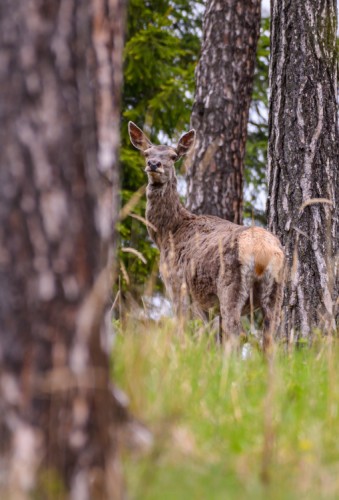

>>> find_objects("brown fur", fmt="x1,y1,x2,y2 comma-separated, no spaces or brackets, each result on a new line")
128,122,285,350
238,227,284,282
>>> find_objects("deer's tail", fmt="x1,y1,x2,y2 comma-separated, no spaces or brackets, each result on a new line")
238,227,284,282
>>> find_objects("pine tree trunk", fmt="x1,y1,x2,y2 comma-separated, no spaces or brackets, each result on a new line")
186,0,261,224
267,0,339,339
0,0,126,497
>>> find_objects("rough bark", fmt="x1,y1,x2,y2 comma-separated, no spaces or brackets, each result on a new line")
0,0,126,497
186,0,261,224
267,0,339,338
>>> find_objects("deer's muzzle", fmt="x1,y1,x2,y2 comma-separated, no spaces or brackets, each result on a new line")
147,160,162,172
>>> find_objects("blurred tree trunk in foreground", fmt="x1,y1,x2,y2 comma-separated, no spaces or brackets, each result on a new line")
0,0,126,497
186,0,261,224
267,0,339,339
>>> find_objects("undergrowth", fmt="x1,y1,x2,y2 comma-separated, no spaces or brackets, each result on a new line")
114,317,339,500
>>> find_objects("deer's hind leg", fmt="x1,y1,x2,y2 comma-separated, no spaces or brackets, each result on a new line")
259,272,283,352
218,265,253,349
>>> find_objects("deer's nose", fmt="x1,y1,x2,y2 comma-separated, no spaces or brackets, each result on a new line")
147,160,162,172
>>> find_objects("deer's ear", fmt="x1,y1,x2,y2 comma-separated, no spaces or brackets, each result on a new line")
128,122,152,151
176,130,196,158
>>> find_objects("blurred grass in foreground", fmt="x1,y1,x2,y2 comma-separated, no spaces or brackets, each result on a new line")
114,318,339,500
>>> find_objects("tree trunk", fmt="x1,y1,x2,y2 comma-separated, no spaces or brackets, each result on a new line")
186,0,261,224
267,0,339,339
0,0,126,497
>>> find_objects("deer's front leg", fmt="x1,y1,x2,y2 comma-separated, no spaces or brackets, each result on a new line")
171,281,191,323
160,260,190,321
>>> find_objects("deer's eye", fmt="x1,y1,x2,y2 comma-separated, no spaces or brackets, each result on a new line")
171,154,178,161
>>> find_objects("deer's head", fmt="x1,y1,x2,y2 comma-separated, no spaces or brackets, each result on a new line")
128,122,195,185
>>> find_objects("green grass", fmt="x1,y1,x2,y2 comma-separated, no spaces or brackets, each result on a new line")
114,318,339,499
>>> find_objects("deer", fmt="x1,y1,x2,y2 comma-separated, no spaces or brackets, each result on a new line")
128,121,285,351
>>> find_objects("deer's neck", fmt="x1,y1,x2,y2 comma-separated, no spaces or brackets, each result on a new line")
146,178,193,247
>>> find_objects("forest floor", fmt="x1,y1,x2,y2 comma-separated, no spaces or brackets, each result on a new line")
114,317,339,500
